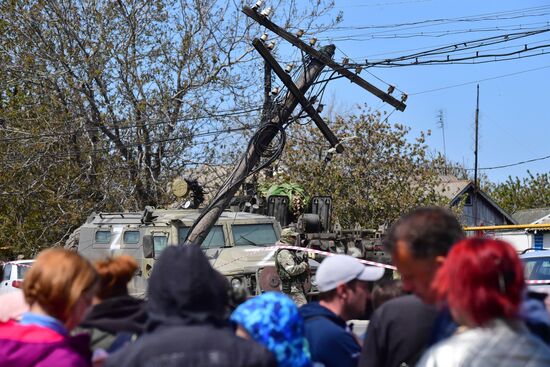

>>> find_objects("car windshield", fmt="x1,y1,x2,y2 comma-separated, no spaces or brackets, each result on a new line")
178,226,225,249
523,257,550,280
232,224,278,246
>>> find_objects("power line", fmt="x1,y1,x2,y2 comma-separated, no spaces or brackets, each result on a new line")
435,154,550,171
360,43,550,67
347,28,550,67
468,154,550,171
0,125,257,165
410,64,550,95
334,0,431,9
322,22,550,42
358,37,550,60
0,107,262,143
329,5,550,32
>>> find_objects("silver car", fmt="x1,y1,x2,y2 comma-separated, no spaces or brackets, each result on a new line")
520,250,550,296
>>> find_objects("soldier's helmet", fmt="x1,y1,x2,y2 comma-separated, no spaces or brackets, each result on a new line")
280,228,299,245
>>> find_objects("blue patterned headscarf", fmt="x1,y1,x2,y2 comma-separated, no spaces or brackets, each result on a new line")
230,292,312,367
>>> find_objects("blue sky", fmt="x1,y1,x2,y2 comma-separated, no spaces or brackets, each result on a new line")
288,0,550,184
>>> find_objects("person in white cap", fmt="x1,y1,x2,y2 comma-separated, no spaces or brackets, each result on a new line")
300,254,384,367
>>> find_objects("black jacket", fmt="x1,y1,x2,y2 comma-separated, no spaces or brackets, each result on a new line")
359,295,437,367
79,295,147,351
105,245,276,367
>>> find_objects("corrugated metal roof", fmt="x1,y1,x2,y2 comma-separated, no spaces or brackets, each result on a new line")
513,208,550,224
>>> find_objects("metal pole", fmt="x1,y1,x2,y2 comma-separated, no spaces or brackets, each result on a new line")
262,61,274,178
261,61,272,124
465,223,550,231
473,84,479,226
184,46,335,246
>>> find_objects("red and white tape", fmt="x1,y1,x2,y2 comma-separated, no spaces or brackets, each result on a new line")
244,245,396,270
526,280,550,285
4,262,33,268
8,255,548,286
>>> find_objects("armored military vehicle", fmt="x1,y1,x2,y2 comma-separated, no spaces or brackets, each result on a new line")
66,207,314,297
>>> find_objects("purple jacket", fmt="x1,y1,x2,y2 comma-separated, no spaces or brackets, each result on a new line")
0,320,92,367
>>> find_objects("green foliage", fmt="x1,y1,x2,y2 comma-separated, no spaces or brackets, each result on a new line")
260,182,309,215
0,0,339,258
263,109,449,229
485,171,550,214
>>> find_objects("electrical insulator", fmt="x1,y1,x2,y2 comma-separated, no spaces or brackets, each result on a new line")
355,66,362,74
271,87,279,95
317,104,324,113
252,0,263,11
401,93,408,103
309,38,317,46
342,57,349,65
284,63,294,73
387,85,395,95
261,7,272,17
296,29,305,37
267,41,276,50
260,33,268,42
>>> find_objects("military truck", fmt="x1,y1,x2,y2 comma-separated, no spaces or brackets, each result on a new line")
240,193,391,266
66,207,317,297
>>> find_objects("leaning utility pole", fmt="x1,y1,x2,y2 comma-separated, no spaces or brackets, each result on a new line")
184,4,407,246
185,45,334,245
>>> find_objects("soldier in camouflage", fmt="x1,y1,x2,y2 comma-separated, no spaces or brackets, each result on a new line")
275,228,309,306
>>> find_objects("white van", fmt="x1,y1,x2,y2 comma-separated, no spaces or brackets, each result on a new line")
0,260,34,295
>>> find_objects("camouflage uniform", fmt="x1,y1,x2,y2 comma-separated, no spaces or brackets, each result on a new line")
275,229,309,306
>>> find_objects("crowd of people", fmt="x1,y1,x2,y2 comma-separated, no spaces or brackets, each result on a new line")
1,206,550,367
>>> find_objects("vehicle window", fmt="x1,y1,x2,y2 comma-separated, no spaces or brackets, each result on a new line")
153,236,168,259
523,258,550,280
524,260,536,279
123,231,140,244
2,264,11,281
232,224,278,246
17,264,31,279
95,230,112,244
178,226,225,249
178,227,190,245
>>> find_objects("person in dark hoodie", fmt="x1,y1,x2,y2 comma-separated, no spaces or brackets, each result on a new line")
105,245,277,367
79,255,147,353
300,255,384,367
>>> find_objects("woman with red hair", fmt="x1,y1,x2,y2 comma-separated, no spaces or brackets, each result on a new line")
0,248,98,366
79,255,146,353
417,237,550,367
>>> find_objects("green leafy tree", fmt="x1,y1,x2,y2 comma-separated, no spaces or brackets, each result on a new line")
264,109,448,229
485,171,550,214
0,0,339,257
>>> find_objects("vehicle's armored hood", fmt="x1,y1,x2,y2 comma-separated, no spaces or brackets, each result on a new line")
209,246,277,275
146,245,229,330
